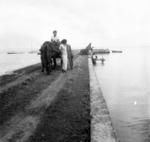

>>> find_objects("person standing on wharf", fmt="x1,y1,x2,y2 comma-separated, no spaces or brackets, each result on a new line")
67,44,73,70
59,39,68,72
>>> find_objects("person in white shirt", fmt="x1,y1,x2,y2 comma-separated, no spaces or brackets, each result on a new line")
51,30,59,43
59,39,68,72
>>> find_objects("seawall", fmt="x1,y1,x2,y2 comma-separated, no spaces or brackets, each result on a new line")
89,57,119,142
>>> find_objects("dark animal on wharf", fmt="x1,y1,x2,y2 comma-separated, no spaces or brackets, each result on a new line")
40,41,61,75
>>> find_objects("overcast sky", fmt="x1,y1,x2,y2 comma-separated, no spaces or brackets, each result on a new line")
0,0,150,51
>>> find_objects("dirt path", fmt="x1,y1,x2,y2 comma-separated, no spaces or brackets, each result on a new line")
28,56,90,142
0,55,90,142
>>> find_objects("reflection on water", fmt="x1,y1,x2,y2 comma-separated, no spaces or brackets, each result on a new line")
94,48,150,142
0,53,40,75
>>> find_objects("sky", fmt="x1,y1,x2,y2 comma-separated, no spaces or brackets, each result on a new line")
0,0,150,51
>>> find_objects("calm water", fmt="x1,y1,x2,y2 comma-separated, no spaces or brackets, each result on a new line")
0,53,40,75
94,48,150,142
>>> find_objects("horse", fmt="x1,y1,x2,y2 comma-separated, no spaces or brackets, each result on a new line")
50,41,62,68
40,41,61,75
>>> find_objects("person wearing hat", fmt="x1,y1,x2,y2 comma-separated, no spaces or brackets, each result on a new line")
59,39,68,72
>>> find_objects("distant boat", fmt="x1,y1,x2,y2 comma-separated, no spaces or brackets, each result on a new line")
93,48,110,54
7,52,24,54
112,50,123,53
7,52,17,54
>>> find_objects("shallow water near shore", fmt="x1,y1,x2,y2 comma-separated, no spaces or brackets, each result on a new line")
0,53,40,75
94,47,150,142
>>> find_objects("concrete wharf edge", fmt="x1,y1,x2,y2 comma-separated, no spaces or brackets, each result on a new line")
88,57,119,142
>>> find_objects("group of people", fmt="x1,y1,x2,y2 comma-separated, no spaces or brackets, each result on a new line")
51,30,73,72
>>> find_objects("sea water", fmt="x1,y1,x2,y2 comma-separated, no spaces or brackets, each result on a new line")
0,53,40,75
94,47,150,142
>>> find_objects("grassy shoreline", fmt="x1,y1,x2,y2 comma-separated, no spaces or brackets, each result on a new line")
0,55,118,142
0,55,91,142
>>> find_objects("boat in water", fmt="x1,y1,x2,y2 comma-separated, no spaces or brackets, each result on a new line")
112,50,123,53
93,48,110,54
7,52,17,54
7,52,24,54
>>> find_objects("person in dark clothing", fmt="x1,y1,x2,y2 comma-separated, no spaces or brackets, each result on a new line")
67,44,73,70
